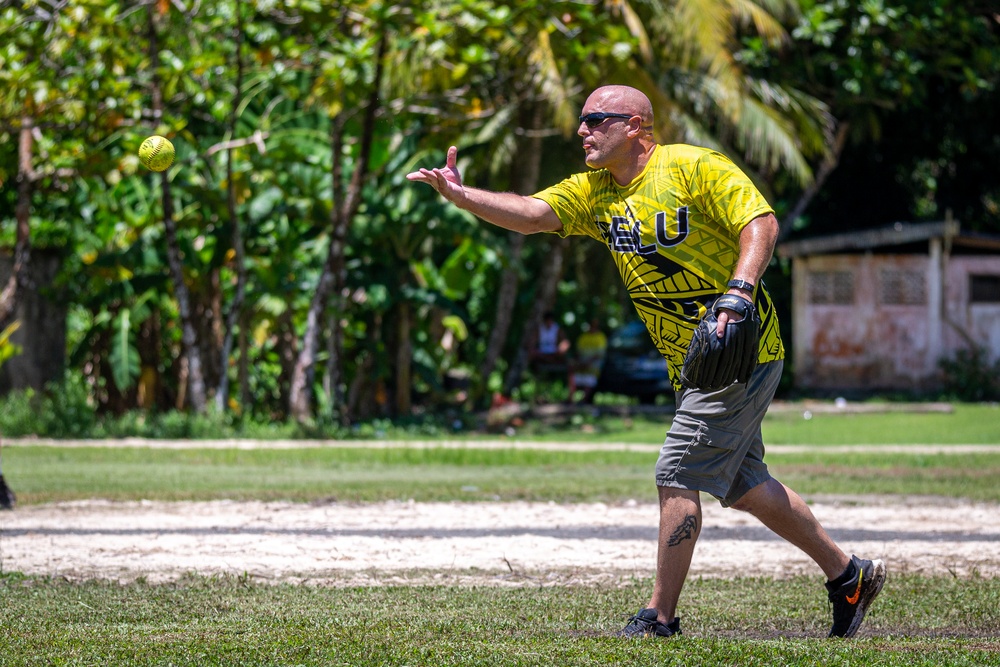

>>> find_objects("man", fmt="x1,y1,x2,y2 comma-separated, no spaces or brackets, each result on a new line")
407,85,885,638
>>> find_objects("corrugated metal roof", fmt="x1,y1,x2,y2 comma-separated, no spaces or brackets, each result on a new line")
777,220,965,258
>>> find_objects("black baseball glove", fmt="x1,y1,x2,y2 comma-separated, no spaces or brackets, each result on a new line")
679,294,761,391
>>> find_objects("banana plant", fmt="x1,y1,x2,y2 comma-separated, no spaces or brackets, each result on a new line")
109,309,140,394
108,291,155,394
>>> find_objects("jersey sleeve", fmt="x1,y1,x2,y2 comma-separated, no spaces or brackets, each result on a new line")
690,151,774,235
532,173,604,241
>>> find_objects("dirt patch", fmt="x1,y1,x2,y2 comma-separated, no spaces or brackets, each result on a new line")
2,496,997,586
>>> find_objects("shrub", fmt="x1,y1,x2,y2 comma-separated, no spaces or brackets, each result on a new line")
0,372,97,438
938,346,1000,402
0,387,41,437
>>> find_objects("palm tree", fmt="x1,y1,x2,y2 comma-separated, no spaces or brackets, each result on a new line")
604,0,831,187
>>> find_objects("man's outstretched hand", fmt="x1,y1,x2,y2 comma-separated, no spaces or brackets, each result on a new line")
405,144,563,235
406,145,464,203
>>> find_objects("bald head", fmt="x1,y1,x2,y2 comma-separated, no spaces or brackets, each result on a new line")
586,85,654,129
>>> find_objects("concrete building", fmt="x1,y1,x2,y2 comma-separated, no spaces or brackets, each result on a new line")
777,220,1000,392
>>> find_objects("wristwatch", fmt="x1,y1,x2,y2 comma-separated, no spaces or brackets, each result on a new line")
727,279,755,292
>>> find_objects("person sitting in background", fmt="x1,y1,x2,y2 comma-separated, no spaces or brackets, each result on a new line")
529,311,570,371
568,318,608,404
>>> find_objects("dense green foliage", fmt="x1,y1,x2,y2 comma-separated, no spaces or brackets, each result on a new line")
773,0,1000,233
1,1,997,425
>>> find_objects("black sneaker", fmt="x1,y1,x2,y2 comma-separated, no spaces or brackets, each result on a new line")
618,608,681,638
827,555,886,638
0,475,15,510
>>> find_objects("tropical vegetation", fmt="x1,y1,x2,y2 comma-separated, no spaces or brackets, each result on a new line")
1,0,997,428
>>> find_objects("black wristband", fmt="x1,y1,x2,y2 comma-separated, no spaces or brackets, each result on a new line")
727,279,755,292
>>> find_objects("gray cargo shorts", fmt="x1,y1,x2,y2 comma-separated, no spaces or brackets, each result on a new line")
655,360,783,507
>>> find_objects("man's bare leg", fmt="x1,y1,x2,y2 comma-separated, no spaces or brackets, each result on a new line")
647,486,702,622
730,477,849,579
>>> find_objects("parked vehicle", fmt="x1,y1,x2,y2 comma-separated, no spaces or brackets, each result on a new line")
597,320,674,404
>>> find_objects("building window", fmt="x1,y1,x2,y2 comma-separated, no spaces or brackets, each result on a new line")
879,269,926,305
808,271,854,305
970,274,1000,303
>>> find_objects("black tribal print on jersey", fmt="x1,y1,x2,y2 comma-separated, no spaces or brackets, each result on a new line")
534,144,784,389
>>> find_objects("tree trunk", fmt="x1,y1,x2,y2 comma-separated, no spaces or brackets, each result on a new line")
473,232,524,406
287,111,346,423
0,115,35,330
394,300,412,415
238,308,250,411
322,309,337,420
503,235,568,395
215,0,249,413
474,103,546,404
289,33,387,424
148,6,206,412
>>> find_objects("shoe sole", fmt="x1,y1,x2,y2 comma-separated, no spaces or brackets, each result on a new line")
843,559,886,638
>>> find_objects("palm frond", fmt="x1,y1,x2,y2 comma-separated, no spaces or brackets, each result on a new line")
733,95,813,186
726,0,794,46
605,0,654,62
749,78,834,157
526,27,580,135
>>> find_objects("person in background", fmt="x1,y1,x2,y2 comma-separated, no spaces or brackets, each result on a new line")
529,311,570,371
567,318,608,404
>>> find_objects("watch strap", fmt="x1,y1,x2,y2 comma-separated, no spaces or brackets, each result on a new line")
727,279,755,292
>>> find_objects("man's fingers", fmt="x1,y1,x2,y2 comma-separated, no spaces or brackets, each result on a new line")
715,308,746,338
715,312,728,338
407,148,460,196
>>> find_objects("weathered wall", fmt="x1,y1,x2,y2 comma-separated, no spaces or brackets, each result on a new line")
943,256,1000,360
791,250,1000,391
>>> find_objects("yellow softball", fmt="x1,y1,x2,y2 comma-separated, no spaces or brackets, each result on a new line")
138,135,175,172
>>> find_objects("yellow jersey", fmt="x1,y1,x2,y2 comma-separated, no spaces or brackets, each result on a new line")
533,144,784,389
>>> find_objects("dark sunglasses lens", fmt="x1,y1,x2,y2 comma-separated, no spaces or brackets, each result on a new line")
581,112,631,128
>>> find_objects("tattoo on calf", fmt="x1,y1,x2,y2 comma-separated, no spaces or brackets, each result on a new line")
666,514,698,547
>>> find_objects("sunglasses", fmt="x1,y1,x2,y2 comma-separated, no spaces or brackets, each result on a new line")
579,112,634,128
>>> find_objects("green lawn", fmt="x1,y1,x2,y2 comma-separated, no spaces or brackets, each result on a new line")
1,574,997,666
517,401,1000,445
1,403,998,666
5,439,1000,504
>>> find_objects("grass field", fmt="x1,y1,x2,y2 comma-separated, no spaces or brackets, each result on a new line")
2,403,999,666
6,443,1000,505
1,574,999,666
522,401,1000,445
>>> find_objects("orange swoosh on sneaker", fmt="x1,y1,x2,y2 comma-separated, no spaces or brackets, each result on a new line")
846,571,863,605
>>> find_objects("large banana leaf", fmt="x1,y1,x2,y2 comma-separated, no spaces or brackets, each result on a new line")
109,309,141,393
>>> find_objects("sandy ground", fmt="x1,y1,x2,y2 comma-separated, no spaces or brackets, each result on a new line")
2,495,997,586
